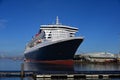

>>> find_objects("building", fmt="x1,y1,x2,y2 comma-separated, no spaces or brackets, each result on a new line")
77,52,116,62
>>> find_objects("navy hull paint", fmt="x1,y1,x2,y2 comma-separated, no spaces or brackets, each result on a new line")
25,38,83,61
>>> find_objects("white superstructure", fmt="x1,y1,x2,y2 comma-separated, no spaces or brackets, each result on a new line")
40,16,78,41
25,16,82,51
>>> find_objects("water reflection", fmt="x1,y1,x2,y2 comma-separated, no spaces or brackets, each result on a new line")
1,59,120,80
74,62,120,71
24,61,120,72
23,62,120,80
24,62,74,73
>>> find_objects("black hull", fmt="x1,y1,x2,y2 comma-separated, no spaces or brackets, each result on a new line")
24,38,83,61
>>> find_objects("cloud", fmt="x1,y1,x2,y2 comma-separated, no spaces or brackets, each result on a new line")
0,19,7,29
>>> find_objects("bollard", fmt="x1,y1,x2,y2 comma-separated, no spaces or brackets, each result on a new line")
21,63,24,78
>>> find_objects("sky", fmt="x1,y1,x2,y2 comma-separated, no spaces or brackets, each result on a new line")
0,0,120,56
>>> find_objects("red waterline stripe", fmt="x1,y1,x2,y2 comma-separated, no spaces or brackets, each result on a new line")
25,59,74,66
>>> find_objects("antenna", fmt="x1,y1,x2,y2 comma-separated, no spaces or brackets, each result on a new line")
56,16,59,25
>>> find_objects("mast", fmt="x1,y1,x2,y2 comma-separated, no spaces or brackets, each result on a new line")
56,16,59,25
56,16,60,38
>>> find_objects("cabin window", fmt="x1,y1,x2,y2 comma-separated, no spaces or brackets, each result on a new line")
48,35,51,38
70,33,74,37
48,32,52,38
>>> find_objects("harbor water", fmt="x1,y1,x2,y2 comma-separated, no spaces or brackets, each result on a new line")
0,59,120,80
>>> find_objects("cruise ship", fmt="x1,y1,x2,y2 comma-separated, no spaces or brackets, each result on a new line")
24,17,84,64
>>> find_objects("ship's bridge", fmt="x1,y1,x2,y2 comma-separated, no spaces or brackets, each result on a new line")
40,17,78,41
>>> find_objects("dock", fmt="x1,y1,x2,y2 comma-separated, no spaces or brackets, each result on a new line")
0,71,120,79
0,63,120,79
0,71,33,77
35,71,120,79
